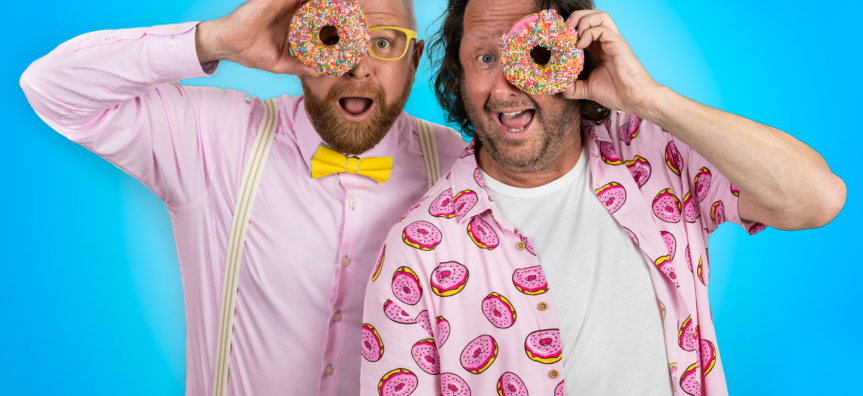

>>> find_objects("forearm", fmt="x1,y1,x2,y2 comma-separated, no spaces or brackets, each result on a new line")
641,87,846,229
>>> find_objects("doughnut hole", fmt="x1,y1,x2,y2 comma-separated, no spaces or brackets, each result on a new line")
530,45,552,67
319,25,340,46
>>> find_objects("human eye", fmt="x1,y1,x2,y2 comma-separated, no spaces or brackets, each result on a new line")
477,54,494,64
374,38,393,49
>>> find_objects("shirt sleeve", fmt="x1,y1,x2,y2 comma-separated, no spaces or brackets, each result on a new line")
676,136,768,236
19,22,246,207
360,238,442,396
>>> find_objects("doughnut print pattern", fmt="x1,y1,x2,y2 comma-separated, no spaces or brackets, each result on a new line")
361,111,763,396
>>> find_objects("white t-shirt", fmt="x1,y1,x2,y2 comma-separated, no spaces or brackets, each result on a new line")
482,148,673,396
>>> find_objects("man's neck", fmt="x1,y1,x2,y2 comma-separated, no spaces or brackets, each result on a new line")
477,137,583,189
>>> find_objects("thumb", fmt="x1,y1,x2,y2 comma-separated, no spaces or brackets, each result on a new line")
562,79,589,100
273,54,321,77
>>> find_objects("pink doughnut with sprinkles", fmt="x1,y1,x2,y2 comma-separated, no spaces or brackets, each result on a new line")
288,0,370,77
500,9,584,95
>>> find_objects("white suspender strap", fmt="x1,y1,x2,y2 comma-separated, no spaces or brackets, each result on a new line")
417,118,441,190
212,98,280,396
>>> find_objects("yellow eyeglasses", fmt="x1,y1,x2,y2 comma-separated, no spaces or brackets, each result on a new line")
368,26,418,61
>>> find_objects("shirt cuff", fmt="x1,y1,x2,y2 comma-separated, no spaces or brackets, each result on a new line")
148,22,219,82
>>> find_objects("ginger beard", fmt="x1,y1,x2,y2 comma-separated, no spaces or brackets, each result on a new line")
463,83,582,174
302,71,413,156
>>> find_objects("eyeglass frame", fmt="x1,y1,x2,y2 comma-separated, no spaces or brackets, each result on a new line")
367,26,418,61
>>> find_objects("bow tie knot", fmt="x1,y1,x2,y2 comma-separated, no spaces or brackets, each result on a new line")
310,145,393,183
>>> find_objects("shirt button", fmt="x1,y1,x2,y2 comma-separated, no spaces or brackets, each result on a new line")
341,257,351,267
333,312,343,322
167,41,177,50
349,198,358,208
169,26,179,32
538,302,548,311
516,241,526,250
549,369,559,379
325,366,335,375
106,35,115,40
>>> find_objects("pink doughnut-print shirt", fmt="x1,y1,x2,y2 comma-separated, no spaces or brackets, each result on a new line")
360,112,765,396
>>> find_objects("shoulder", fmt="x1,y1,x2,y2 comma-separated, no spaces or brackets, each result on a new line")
406,114,469,158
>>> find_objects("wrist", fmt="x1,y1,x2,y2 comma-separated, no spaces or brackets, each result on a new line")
195,20,230,64
631,84,676,126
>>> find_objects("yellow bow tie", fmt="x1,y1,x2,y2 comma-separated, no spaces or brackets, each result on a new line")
310,145,393,183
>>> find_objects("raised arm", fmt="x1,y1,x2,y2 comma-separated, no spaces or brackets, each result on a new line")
20,0,318,206
563,10,846,230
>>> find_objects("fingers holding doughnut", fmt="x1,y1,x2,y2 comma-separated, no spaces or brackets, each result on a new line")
576,25,625,52
568,10,621,38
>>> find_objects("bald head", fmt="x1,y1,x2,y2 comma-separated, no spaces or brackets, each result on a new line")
359,0,417,31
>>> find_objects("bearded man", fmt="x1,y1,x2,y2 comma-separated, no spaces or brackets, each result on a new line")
360,0,845,395
20,0,466,394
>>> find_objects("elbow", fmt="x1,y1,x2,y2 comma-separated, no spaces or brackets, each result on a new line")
19,61,45,106
809,174,847,228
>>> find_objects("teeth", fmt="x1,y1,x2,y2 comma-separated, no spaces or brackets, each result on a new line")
507,127,525,132
503,110,525,117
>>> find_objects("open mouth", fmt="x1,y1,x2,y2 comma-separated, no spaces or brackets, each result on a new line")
494,109,536,134
338,96,376,120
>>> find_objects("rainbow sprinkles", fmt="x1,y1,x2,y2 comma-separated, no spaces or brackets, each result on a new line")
500,9,585,95
288,0,371,77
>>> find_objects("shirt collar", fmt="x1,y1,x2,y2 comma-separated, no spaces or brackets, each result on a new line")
447,141,515,232
295,97,402,170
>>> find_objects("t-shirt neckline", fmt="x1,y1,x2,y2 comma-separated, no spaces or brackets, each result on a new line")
481,146,587,199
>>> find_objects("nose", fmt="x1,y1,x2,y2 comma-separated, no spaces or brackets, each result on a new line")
490,67,523,103
347,53,373,80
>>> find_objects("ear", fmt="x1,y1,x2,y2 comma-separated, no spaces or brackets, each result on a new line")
412,39,425,70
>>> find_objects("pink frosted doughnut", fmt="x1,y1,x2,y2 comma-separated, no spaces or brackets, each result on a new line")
694,167,712,202
453,190,478,219
619,114,641,145
288,0,370,77
665,141,683,176
596,182,626,214
678,316,698,351
625,155,651,188
392,266,423,305
383,299,416,324
360,323,384,362
441,373,470,396
653,188,682,223
482,292,517,329
467,216,498,250
430,189,456,219
555,380,565,396
402,221,443,251
512,266,549,295
679,364,701,396
497,372,528,396
411,338,441,374
683,191,699,223
378,368,418,396
700,339,717,375
655,255,678,286
436,316,451,347
416,310,433,338
460,335,498,374
524,329,562,364
500,9,584,95
600,141,622,165
661,231,676,260
473,168,485,189
710,201,726,225
431,261,470,297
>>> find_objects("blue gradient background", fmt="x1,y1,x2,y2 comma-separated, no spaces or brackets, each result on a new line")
2,0,858,394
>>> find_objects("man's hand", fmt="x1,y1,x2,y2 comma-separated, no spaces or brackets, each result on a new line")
195,0,321,76
561,10,659,116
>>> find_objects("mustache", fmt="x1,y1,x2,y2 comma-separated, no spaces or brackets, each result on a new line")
326,82,385,102
484,98,538,113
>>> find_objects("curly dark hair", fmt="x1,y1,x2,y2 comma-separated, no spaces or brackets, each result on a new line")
428,0,611,138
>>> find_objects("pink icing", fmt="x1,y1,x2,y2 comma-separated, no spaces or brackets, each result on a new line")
497,372,528,396
411,339,441,374
436,316,451,347
625,155,651,188
430,189,456,218
619,114,641,145
467,216,499,250
431,261,470,297
441,373,471,396
653,189,682,223
482,293,517,329
661,231,676,259
694,167,712,202
460,335,498,374
392,266,423,305
512,266,549,295
403,220,443,250
383,299,416,324
596,182,626,214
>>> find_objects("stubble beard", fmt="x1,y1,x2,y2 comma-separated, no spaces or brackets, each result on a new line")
302,70,414,155
462,80,582,174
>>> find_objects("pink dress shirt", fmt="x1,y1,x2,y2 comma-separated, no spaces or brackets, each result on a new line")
20,22,467,396
360,113,766,396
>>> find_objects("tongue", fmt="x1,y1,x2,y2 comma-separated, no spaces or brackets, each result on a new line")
341,97,373,115
500,110,534,131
